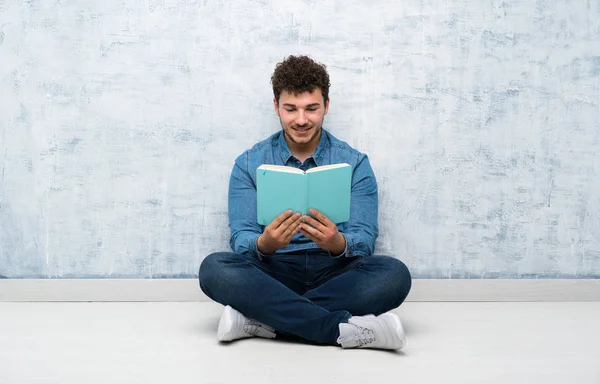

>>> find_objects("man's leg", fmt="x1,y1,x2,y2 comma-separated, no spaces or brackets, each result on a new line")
199,252,352,345
300,255,411,349
303,255,412,316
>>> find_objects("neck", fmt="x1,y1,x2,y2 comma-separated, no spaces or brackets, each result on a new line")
285,129,322,163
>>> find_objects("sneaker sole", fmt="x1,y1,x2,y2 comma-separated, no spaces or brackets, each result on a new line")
380,313,406,350
217,305,235,341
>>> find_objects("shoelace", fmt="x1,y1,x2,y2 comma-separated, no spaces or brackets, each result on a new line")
354,325,376,347
243,319,265,336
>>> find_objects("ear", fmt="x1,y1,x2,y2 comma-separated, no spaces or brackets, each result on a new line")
274,98,280,117
324,98,330,115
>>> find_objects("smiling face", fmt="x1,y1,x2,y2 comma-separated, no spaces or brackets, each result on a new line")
274,89,330,157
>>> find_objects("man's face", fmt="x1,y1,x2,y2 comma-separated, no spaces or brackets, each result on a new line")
274,89,329,148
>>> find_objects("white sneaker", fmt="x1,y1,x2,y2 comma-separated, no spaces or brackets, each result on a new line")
337,312,406,350
217,305,276,341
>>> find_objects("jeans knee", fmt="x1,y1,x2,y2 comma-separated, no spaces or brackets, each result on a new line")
393,259,412,303
198,252,230,295
375,256,412,308
199,252,221,280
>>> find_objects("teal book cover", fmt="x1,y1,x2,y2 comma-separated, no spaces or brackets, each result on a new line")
256,163,352,226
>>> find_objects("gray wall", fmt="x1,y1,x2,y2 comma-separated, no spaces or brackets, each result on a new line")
1,0,599,278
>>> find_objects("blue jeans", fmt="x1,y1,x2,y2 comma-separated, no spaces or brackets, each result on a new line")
199,250,412,345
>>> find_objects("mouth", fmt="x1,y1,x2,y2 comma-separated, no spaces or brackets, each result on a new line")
293,127,312,135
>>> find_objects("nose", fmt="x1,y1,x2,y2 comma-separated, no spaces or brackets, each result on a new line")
296,110,308,126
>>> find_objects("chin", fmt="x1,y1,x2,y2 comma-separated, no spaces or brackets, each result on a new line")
296,134,317,143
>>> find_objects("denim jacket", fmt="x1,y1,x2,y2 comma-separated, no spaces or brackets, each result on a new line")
228,128,379,259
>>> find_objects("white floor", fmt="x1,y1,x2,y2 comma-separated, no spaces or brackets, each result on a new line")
1,302,599,384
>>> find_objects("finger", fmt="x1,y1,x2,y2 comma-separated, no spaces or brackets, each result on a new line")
271,210,294,228
308,209,333,226
282,217,302,239
284,222,302,242
300,223,322,241
300,227,319,244
302,214,327,232
278,212,301,231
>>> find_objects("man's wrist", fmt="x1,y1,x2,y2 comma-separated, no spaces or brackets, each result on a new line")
257,234,274,255
329,232,347,256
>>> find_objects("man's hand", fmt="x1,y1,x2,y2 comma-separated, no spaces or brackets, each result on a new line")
299,209,346,255
257,210,303,255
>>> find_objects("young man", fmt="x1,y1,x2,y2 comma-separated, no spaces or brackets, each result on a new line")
199,55,412,350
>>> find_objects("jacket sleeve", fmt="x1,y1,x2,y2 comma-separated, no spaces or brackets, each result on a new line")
227,152,265,259
335,153,379,258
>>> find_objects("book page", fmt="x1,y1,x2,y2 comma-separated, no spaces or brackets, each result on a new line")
256,166,306,225
305,164,351,224
258,164,304,174
305,163,350,173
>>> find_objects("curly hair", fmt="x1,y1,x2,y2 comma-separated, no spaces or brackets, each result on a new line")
271,55,331,104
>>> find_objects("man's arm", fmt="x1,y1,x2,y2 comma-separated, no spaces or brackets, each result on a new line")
228,153,263,257
336,154,379,257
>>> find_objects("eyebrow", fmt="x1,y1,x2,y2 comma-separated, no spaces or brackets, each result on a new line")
282,103,321,108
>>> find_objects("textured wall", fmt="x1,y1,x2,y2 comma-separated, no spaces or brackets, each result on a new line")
0,0,599,278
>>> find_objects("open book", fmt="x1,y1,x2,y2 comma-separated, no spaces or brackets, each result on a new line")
256,163,351,226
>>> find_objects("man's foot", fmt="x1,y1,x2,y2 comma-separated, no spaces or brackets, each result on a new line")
337,312,405,350
217,305,276,341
